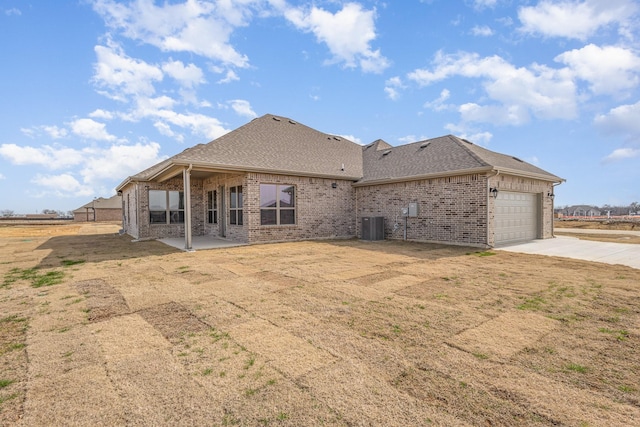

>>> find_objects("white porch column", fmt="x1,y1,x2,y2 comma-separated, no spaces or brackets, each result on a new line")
183,165,193,250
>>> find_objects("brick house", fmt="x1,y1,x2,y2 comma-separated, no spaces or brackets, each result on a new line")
116,114,563,249
73,195,122,222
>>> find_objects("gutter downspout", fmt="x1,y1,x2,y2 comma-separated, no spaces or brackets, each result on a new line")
184,164,193,251
551,182,562,237
487,170,500,247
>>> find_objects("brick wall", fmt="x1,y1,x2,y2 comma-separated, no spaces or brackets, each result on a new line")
357,174,489,246
245,173,356,243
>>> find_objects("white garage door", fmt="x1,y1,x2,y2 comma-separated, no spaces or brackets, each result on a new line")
494,192,538,245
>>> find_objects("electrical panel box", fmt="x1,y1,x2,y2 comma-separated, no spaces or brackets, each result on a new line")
408,202,419,217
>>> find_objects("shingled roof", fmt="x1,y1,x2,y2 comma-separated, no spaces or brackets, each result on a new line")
117,114,562,190
356,135,562,185
120,114,363,186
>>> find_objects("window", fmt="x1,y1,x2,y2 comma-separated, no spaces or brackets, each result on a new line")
207,190,217,224
260,184,295,225
229,186,243,225
149,190,184,224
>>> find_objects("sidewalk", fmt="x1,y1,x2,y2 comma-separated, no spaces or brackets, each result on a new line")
499,235,640,270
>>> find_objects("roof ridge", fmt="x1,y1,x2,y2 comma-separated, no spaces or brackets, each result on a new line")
447,135,490,167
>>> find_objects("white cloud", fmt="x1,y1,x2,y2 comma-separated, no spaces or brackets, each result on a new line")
0,144,84,169
473,0,498,8
284,3,389,73
154,121,184,143
20,125,68,139
31,173,94,197
470,25,494,36
228,100,257,118
595,101,640,163
217,69,239,84
384,76,405,100
89,109,114,120
0,173,5,180
69,118,118,141
79,142,166,184
92,0,251,67
42,125,68,139
408,51,577,125
424,89,453,112
603,148,640,162
555,44,640,96
444,123,493,145
594,101,640,137
151,109,229,140
162,60,205,87
518,0,638,41
338,134,362,145
5,8,21,16
3,140,167,197
93,41,163,100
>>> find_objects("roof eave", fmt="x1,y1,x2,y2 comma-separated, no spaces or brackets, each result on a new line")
149,160,363,182
353,166,494,187
493,167,565,183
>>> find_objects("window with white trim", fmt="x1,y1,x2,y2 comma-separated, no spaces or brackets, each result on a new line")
260,184,295,225
149,190,184,224
229,186,243,225
207,190,217,224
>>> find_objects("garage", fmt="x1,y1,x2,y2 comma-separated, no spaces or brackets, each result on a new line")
494,191,539,245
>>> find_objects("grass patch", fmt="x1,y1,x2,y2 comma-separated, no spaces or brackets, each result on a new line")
0,379,14,388
0,393,19,405
467,251,496,257
244,355,256,370
566,363,588,374
3,267,65,288
598,328,629,341
472,352,489,360
517,296,545,311
61,259,85,267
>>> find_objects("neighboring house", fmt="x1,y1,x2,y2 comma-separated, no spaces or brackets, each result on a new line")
73,195,122,222
116,114,563,249
563,205,601,217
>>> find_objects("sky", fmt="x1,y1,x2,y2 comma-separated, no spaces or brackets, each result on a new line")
1,0,639,214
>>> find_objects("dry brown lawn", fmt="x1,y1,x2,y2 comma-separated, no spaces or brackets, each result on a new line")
554,220,640,244
1,223,639,426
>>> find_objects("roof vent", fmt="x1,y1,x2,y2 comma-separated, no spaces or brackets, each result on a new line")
289,120,296,124
462,138,473,144
272,116,281,121
512,156,523,162
382,150,392,156
420,142,430,149
333,136,341,141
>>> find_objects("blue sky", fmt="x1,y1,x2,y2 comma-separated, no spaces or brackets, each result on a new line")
1,0,639,214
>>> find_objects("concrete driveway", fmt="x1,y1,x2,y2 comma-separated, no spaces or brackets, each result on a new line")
499,235,640,270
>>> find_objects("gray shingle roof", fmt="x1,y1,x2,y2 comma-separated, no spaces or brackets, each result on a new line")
357,135,562,185
129,114,363,181
73,195,121,212
118,114,562,190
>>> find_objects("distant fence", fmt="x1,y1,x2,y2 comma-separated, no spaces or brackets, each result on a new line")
556,215,640,222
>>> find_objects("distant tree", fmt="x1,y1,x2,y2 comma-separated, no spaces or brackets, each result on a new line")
1,209,14,217
41,209,58,215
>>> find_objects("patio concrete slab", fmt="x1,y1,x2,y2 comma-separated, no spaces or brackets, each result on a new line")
499,235,640,270
158,236,245,251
